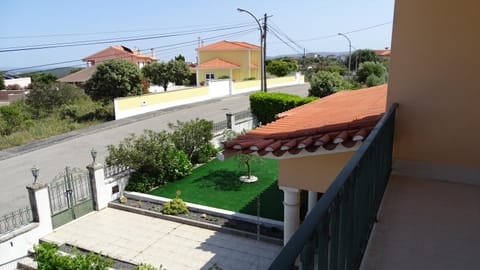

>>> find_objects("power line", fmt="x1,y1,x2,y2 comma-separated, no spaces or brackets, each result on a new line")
269,21,305,52
0,20,252,39
4,28,258,73
267,26,303,55
296,21,392,43
0,23,256,53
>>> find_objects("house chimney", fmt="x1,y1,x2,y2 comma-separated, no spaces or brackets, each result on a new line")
151,48,156,59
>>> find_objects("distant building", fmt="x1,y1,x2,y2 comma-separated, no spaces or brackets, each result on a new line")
83,46,157,68
195,40,260,86
374,47,391,60
58,45,156,83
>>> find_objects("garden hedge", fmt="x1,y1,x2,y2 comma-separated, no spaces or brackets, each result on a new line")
249,92,317,124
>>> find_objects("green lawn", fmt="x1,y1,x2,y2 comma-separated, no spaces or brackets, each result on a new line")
149,157,284,221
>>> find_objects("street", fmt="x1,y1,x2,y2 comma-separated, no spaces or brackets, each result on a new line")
0,84,309,216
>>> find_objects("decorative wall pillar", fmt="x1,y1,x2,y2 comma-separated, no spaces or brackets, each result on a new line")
280,186,300,246
226,113,235,129
87,163,108,211
26,183,52,234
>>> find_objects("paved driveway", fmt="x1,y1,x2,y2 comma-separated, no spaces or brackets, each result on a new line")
42,208,282,270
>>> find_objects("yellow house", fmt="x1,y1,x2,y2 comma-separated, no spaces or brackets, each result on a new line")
195,40,260,86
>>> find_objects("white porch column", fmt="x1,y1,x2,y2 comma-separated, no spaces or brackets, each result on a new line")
280,186,300,246
307,191,318,214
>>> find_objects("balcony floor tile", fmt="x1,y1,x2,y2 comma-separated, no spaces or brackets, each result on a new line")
361,175,480,270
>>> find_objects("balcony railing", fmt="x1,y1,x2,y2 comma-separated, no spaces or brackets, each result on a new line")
269,103,398,270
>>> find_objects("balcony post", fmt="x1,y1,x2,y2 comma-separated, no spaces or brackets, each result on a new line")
280,186,300,246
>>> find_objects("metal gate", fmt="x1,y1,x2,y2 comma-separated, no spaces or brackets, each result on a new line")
48,167,94,228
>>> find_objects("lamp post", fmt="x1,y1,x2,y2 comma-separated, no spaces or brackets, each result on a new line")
237,8,265,92
90,148,97,164
31,165,39,184
338,33,352,74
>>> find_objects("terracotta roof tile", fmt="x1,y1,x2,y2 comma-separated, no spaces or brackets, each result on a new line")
83,45,156,63
57,66,96,83
196,58,241,69
197,40,260,51
374,49,391,56
222,84,387,158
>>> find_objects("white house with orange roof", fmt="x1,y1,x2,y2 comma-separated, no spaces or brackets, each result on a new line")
195,40,261,86
58,45,156,83
83,45,157,68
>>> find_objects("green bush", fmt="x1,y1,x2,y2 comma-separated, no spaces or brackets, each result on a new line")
162,198,188,215
136,263,166,270
106,130,192,188
243,77,256,81
163,148,193,181
250,92,317,124
355,61,387,85
192,143,217,164
34,242,112,270
169,119,214,164
308,71,345,98
0,101,30,135
126,172,157,193
218,75,230,79
26,83,86,116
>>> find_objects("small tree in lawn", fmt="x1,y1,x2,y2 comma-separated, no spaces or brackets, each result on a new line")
235,153,263,182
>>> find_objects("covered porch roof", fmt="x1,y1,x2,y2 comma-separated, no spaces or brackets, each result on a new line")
222,84,387,159
196,58,241,69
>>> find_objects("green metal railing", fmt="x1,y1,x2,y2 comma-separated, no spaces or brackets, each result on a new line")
269,103,398,270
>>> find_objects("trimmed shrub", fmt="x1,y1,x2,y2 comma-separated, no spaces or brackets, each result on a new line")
125,171,157,193
162,198,188,215
250,92,317,124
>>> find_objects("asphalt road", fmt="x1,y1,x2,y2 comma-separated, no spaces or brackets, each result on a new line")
0,84,309,216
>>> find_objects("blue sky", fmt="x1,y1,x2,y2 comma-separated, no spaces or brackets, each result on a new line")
1,0,395,71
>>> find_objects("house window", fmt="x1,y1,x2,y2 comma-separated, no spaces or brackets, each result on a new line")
205,73,215,80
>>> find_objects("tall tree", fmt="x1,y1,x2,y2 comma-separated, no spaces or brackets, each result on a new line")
143,60,191,91
174,54,186,62
169,60,191,85
142,62,170,91
350,49,380,71
85,59,142,103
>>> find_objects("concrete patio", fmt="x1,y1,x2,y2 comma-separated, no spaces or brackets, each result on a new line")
42,207,281,270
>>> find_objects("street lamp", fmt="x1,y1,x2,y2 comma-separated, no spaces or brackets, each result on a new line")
237,8,266,92
338,33,352,74
31,165,39,184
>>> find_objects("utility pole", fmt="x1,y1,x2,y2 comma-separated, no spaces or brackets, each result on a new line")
263,13,268,92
